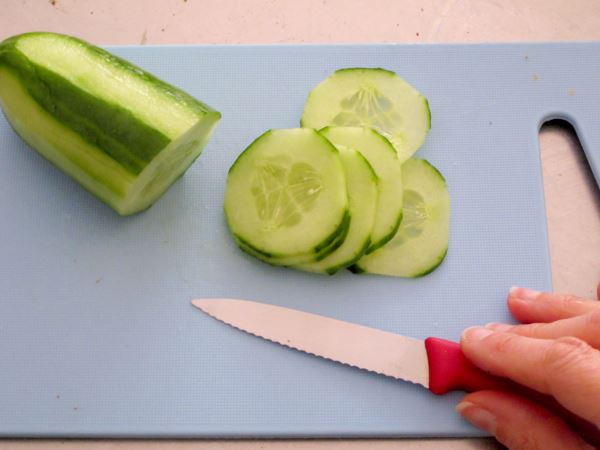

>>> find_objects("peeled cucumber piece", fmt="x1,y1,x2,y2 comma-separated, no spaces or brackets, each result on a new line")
301,68,430,162
320,126,403,253
352,158,450,277
0,32,221,215
224,128,349,262
295,146,378,274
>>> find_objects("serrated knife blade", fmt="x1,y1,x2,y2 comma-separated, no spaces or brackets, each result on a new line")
192,297,430,387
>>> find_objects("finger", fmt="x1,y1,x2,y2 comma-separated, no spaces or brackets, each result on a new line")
597,283,600,301
486,309,600,350
508,286,600,324
456,390,594,450
461,328,600,426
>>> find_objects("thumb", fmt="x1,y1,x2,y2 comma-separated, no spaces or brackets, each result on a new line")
457,390,594,450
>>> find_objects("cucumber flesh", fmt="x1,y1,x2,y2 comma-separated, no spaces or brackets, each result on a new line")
235,210,350,266
224,128,349,260
296,147,377,274
301,68,430,162
0,32,220,215
352,158,449,277
319,126,403,253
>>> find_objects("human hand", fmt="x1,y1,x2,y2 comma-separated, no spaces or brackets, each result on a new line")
456,284,600,450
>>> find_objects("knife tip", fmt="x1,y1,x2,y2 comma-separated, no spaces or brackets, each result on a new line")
191,298,208,310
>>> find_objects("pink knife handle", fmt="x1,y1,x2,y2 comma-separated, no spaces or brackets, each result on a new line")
424,337,510,394
424,337,600,445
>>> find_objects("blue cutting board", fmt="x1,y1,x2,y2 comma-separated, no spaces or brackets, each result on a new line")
1,42,599,438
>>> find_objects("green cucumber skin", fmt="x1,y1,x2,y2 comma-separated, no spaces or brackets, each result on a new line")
233,209,351,265
323,236,371,275
412,247,448,278
366,209,403,253
424,97,432,132
0,32,220,175
313,209,351,256
0,33,216,118
334,67,395,76
1,59,168,175
226,128,340,178
350,247,447,277
346,263,365,274
420,158,446,183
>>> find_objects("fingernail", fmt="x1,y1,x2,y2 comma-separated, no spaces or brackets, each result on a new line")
485,322,513,331
456,401,497,434
462,326,494,341
509,286,541,300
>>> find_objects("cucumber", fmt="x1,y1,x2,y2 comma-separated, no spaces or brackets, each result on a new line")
351,158,449,277
319,126,403,253
301,68,430,162
295,146,378,274
235,211,350,266
0,32,220,215
224,128,349,260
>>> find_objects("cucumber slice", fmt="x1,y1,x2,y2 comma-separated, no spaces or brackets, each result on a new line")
319,126,402,253
0,32,220,215
301,68,430,162
235,210,350,266
295,146,378,274
351,158,449,277
224,128,349,260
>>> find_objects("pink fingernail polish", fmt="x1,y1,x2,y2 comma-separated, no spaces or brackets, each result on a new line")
456,402,497,434
462,326,494,341
510,286,541,300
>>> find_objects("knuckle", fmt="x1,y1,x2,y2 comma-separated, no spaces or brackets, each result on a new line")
585,309,600,327
499,430,548,450
542,337,594,376
554,294,583,311
488,332,518,355
517,322,545,337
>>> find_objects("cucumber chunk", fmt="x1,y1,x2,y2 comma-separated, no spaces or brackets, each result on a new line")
301,68,430,162
0,32,220,215
351,158,449,277
224,128,349,260
319,126,403,253
295,146,378,274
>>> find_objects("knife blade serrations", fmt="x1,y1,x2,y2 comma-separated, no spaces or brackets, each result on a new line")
192,298,430,388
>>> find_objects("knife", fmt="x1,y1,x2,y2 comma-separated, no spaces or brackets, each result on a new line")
191,298,511,394
191,298,598,442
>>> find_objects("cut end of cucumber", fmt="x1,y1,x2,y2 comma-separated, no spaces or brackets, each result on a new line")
120,112,221,215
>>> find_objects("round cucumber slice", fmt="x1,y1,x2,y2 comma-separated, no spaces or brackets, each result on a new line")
301,68,430,162
295,146,378,274
224,128,349,260
319,126,402,253
351,158,449,278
